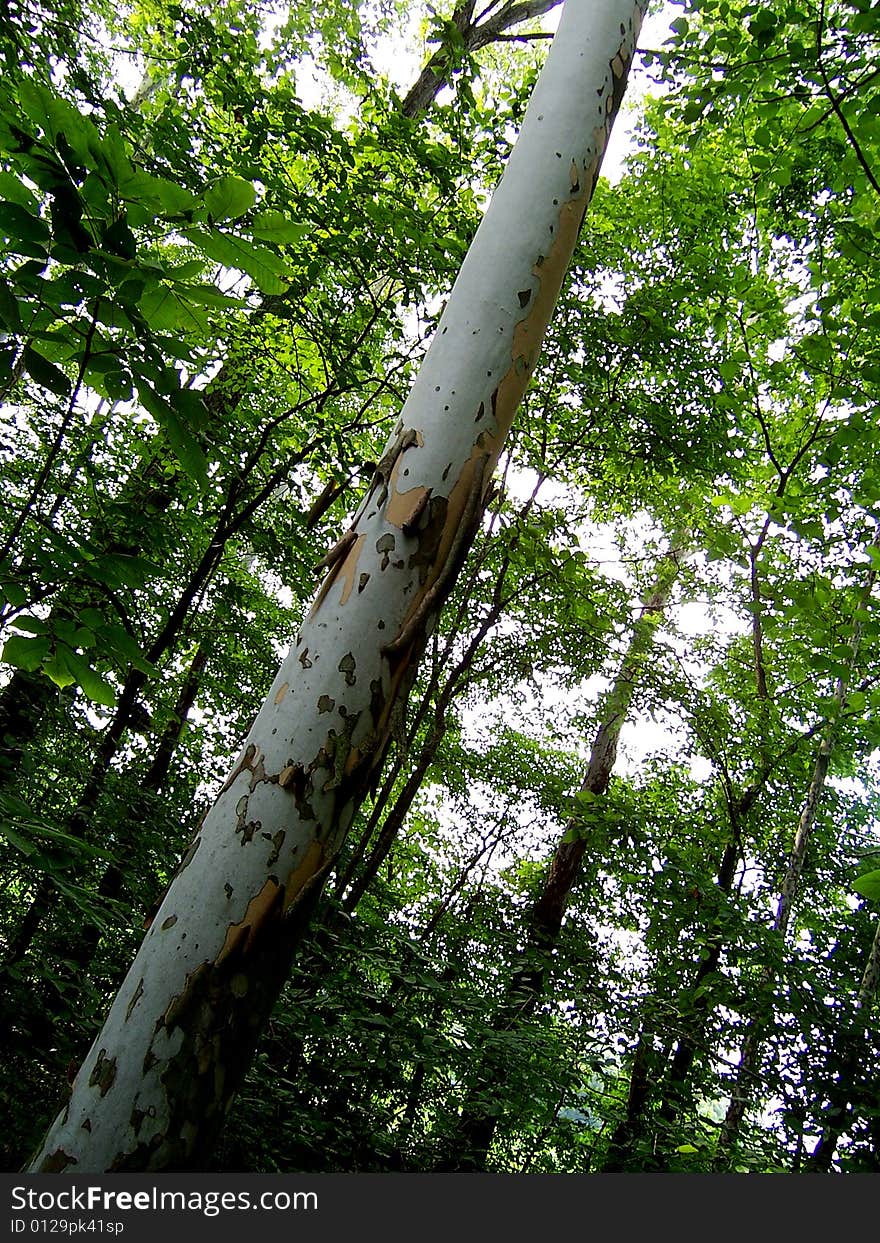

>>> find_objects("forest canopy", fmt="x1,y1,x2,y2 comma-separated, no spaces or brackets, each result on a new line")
1,0,880,1174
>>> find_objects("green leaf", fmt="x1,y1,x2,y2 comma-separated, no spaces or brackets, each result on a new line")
1,633,51,672
184,227,289,294
0,199,51,252
0,170,39,210
140,284,211,334
96,622,158,677
13,615,49,635
17,77,100,164
102,215,137,260
117,170,198,221
22,345,71,396
54,645,116,706
853,869,880,902
251,210,311,245
136,381,209,487
176,284,245,310
42,653,76,689
204,175,256,221
87,552,161,590
0,579,27,610
0,273,22,332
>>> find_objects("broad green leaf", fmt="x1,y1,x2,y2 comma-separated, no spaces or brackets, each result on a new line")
0,579,27,609
54,645,116,706
0,171,39,210
17,77,101,165
140,284,211,334
1,633,51,671
12,615,49,635
136,381,209,487
177,284,246,310
0,199,51,252
42,653,76,689
117,170,198,220
97,622,158,677
251,210,311,245
102,215,137,260
22,345,71,396
0,273,22,332
853,869,880,902
184,227,289,294
204,175,256,221
87,552,161,590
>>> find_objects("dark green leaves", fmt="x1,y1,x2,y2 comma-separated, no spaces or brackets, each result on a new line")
22,345,71,396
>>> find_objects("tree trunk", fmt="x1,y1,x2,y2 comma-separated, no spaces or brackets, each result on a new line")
438,543,681,1171
805,917,880,1170
402,1,563,118
57,643,210,980
600,1031,658,1171
29,0,645,1173
715,577,874,1164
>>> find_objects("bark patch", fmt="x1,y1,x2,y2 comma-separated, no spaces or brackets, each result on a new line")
125,977,145,1022
37,1149,77,1173
215,877,283,967
283,841,325,912
88,1049,117,1098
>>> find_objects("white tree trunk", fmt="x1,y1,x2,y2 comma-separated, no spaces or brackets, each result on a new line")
31,0,645,1172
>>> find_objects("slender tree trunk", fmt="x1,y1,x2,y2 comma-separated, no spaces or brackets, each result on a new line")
402,1,563,118
600,1031,659,1172
439,543,681,1171
805,918,880,1170
715,578,874,1164
58,644,210,978
643,839,737,1108
0,670,56,785
29,0,645,1173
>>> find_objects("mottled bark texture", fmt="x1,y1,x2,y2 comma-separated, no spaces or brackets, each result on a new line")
30,0,645,1172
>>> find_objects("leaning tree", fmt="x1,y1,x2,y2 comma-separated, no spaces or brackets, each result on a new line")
30,0,646,1172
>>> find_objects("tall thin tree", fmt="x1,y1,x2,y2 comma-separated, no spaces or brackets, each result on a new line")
30,0,645,1173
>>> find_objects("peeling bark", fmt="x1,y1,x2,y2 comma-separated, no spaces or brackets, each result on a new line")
30,0,645,1172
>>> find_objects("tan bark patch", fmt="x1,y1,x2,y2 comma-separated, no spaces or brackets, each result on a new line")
337,534,366,607
274,682,289,704
278,762,305,793
218,744,259,797
283,840,325,912
88,1049,117,1098
215,877,283,966
387,483,431,532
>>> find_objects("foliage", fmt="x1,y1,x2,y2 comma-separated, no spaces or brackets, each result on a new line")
1,0,880,1174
